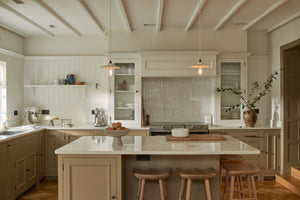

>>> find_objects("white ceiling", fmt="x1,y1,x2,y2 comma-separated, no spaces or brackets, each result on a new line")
0,0,299,38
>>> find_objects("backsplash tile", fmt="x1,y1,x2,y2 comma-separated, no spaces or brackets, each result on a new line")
142,77,214,123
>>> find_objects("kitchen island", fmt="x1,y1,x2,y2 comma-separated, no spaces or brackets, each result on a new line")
55,135,259,200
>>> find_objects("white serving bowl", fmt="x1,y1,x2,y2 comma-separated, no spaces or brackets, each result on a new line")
171,128,189,137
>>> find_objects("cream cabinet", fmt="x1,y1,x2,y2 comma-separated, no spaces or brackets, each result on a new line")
58,155,122,200
63,130,93,144
139,51,219,77
214,53,250,125
0,131,44,200
211,128,280,180
109,54,141,127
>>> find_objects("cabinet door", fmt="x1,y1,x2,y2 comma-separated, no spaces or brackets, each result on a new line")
26,153,37,182
63,157,118,200
109,58,141,126
45,130,64,176
37,132,45,179
15,156,27,190
64,130,92,144
215,58,247,125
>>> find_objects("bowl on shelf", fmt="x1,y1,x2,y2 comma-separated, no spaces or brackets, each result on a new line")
104,129,130,146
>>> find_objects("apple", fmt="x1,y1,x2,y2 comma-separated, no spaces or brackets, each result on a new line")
108,127,114,130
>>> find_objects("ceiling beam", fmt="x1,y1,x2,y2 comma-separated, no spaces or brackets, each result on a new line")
73,0,106,36
267,11,300,34
0,23,27,38
242,0,288,31
185,0,206,31
214,0,248,31
156,0,164,32
116,0,132,32
33,0,81,37
0,1,54,37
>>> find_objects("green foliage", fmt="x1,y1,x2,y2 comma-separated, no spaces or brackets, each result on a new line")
216,71,279,112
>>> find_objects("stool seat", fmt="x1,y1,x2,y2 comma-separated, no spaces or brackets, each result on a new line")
177,167,216,200
222,163,260,176
177,167,216,180
133,168,171,200
133,168,171,180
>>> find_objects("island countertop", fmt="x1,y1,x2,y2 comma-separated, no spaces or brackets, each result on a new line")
55,135,260,155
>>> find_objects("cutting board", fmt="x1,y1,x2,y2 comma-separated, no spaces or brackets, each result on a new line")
165,134,226,141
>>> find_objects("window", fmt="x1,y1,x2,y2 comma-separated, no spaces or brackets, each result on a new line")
0,61,6,123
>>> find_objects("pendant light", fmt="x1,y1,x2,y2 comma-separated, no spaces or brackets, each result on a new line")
101,0,119,76
190,3,209,76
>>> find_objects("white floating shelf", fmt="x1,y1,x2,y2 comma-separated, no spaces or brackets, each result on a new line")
115,107,134,110
24,85,87,88
114,90,135,93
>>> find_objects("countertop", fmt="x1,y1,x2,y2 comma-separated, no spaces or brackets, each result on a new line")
55,135,260,155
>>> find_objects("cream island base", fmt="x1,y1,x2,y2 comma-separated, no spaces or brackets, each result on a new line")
55,136,260,200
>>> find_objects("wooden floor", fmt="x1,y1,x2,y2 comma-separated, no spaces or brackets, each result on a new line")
17,179,300,200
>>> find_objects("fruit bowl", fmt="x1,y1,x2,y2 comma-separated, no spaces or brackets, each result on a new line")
104,129,130,146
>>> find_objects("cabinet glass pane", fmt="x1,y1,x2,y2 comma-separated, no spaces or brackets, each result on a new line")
114,63,135,121
220,62,241,120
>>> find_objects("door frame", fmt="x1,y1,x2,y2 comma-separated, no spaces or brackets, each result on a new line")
280,38,300,175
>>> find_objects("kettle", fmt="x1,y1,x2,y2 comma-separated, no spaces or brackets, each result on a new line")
94,108,106,127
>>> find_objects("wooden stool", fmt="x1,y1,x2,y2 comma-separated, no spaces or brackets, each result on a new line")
177,167,216,200
222,163,260,200
133,168,171,200
220,155,244,186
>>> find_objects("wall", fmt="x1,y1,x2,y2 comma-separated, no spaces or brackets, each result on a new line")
268,17,300,124
247,31,271,125
142,77,214,123
23,56,108,126
24,28,247,56
0,27,25,126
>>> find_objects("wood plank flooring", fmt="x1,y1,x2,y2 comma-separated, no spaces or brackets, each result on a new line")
17,179,300,200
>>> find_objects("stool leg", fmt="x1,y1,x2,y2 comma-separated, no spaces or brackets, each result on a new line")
220,166,223,188
223,173,229,200
205,179,212,200
250,175,257,200
246,175,251,198
235,175,241,198
159,179,165,200
179,178,185,200
137,179,141,199
163,180,168,199
139,179,146,200
186,179,192,200
229,175,235,200
239,175,244,198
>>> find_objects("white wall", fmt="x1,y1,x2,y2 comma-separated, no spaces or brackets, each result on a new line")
24,56,109,126
24,29,247,56
0,27,25,126
268,17,300,124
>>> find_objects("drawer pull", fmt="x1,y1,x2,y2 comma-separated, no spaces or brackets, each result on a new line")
111,196,116,199
26,168,30,172
244,135,264,138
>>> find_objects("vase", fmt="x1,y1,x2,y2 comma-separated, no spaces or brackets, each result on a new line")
243,109,257,127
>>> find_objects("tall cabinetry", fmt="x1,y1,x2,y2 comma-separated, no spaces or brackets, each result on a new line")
109,54,141,126
214,53,250,125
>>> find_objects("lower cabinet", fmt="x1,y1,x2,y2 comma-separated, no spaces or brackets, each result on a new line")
0,131,44,200
211,128,281,180
58,155,122,200
44,130,65,177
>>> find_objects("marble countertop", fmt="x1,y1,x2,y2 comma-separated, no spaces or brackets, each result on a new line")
209,125,281,130
55,135,260,155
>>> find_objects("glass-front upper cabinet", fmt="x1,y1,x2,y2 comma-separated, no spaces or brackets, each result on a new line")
109,56,141,126
215,58,247,125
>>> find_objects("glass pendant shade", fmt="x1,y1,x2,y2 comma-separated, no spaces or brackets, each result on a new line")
190,59,210,75
101,60,120,76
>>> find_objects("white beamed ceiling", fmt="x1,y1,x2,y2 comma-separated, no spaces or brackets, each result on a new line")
0,0,299,37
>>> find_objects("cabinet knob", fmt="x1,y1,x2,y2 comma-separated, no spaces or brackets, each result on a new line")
111,196,116,199
26,168,30,172
7,144,11,147
136,90,139,93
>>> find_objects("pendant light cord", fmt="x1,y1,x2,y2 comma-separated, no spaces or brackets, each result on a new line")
108,0,111,60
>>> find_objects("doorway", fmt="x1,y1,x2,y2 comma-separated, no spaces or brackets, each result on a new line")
281,39,300,175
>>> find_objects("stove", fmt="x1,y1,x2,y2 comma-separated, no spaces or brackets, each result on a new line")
149,122,209,136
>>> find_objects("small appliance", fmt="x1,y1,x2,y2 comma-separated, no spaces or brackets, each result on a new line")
93,108,106,127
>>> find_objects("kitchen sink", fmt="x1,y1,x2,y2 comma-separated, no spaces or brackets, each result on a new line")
0,130,25,136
